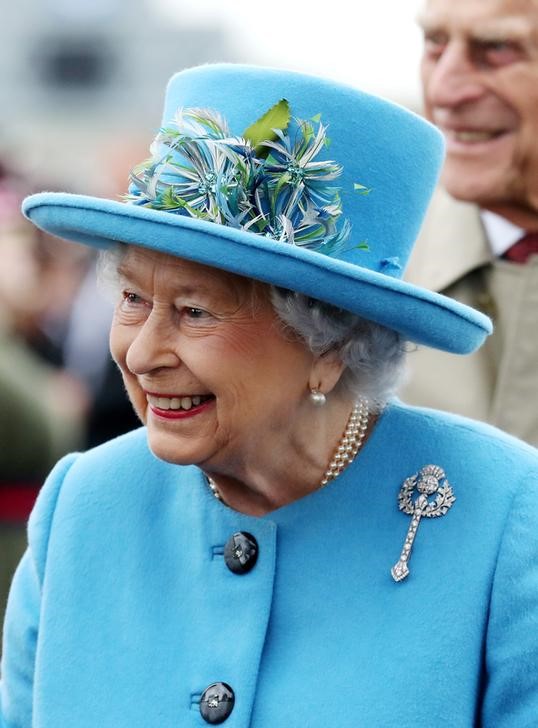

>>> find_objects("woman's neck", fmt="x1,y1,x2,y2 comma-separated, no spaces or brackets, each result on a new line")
201,396,374,516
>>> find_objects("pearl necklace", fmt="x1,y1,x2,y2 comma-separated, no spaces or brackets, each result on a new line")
320,397,369,487
207,398,370,503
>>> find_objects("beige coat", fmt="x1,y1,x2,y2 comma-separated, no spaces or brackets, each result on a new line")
402,188,538,447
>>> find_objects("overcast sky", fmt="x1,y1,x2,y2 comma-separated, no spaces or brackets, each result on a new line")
156,0,426,106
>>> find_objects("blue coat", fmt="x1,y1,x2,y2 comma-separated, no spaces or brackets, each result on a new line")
2,401,538,727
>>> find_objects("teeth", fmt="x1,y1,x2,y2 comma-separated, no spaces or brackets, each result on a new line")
454,131,496,142
147,394,208,411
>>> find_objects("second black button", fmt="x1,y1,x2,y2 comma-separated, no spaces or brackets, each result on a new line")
200,682,235,724
224,531,258,574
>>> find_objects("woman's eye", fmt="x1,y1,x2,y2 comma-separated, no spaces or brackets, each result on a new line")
184,307,210,320
122,291,144,306
119,291,151,314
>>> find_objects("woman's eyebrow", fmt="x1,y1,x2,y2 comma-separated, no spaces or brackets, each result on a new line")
116,264,225,299
116,262,140,284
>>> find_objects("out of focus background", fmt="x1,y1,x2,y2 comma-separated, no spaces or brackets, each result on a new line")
1,0,425,188
0,0,424,625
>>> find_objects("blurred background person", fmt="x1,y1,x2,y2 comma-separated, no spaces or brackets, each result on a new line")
0,161,143,634
0,164,90,629
0,0,245,636
403,0,538,446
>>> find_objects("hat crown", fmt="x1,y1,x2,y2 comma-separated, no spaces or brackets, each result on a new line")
139,63,444,279
23,64,491,356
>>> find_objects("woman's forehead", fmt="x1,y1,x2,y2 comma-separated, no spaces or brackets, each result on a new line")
119,245,265,301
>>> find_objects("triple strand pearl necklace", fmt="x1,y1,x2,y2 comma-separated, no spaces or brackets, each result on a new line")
320,397,369,487
207,397,370,503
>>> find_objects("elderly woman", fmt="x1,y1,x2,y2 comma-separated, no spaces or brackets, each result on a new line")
1,64,538,727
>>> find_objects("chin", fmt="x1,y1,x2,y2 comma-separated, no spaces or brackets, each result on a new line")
146,433,200,466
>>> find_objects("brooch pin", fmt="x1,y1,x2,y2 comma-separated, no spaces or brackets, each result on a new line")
391,464,455,583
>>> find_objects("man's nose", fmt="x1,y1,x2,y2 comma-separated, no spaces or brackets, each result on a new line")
125,313,180,375
424,40,485,108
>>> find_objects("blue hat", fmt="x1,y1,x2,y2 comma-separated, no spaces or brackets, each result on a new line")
22,63,491,354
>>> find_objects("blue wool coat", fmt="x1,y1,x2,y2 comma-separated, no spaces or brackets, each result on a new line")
1,401,538,727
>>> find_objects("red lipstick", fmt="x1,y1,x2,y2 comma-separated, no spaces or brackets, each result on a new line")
148,396,214,420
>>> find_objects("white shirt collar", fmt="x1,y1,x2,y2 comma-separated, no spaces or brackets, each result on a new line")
480,210,524,257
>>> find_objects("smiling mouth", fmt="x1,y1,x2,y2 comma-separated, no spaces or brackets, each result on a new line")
146,393,214,412
446,128,509,144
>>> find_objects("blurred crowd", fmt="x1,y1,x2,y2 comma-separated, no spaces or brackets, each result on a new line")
0,161,139,626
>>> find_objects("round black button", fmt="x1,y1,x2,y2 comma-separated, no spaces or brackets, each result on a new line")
200,682,235,724
224,531,258,574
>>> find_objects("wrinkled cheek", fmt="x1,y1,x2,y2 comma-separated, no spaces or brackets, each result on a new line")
108,322,125,367
109,328,141,414
120,372,146,423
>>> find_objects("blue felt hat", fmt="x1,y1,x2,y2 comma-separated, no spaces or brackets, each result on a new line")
22,63,492,353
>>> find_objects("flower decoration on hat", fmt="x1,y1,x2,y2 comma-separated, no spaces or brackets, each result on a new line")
126,99,368,256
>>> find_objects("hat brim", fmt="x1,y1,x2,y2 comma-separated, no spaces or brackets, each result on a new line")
23,192,491,354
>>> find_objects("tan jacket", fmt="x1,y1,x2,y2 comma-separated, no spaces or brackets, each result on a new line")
402,188,538,447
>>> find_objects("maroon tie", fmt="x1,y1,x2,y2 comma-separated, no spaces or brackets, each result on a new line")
503,232,538,264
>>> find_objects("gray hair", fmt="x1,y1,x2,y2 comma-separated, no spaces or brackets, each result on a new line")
270,288,406,411
96,245,126,302
97,245,406,410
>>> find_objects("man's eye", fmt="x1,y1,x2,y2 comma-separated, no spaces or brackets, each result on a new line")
473,40,525,67
423,32,447,58
484,41,524,66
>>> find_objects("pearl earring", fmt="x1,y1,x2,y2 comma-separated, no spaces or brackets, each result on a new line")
310,388,327,406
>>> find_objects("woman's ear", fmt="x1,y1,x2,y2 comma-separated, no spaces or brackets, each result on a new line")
309,349,346,396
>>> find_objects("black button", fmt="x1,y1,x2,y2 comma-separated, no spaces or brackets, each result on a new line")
224,532,258,574
200,682,235,724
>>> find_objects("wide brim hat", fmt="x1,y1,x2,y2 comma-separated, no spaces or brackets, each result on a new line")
22,63,492,354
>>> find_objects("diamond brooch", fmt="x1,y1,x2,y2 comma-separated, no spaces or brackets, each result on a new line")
391,464,456,583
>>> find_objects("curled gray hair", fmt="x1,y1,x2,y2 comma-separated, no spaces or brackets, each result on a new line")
96,245,126,302
97,245,406,410
270,288,406,411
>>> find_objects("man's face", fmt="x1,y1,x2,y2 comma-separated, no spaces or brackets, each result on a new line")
419,0,538,218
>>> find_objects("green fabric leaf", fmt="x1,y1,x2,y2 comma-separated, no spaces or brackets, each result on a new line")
243,99,291,156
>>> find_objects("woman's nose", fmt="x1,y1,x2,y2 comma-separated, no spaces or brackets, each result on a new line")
424,40,485,108
125,314,180,375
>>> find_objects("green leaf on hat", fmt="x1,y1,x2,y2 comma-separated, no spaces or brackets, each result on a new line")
243,98,291,156
354,183,372,195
